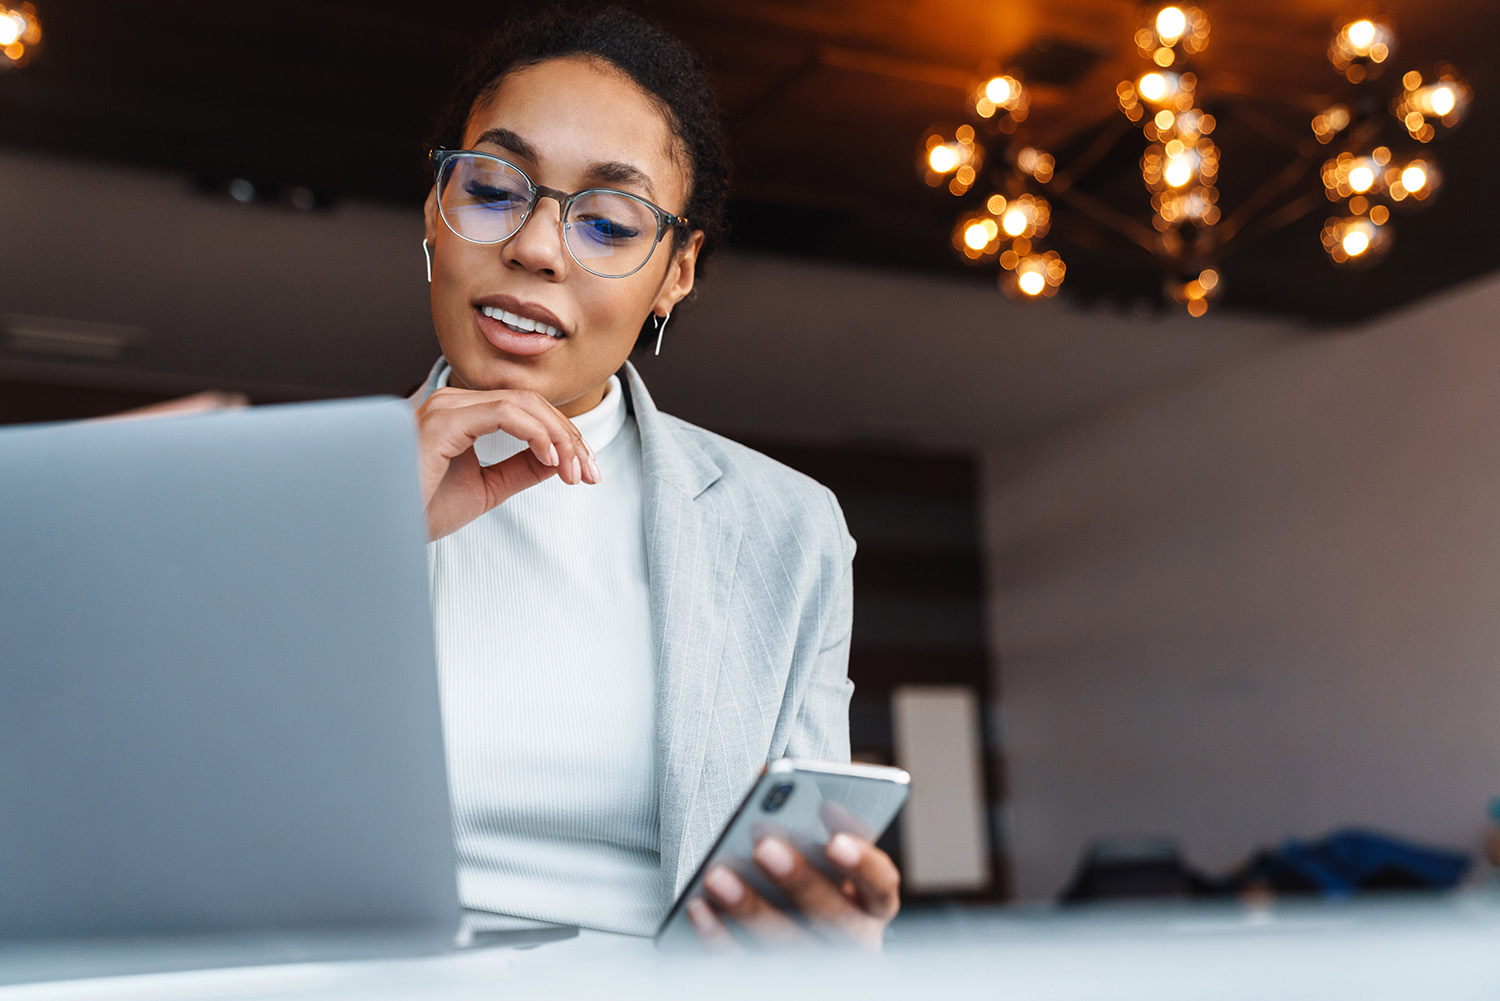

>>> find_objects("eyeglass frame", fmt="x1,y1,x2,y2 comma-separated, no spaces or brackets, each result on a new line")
428,148,692,279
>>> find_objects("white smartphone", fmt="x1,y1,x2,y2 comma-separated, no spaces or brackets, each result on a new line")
655,758,911,949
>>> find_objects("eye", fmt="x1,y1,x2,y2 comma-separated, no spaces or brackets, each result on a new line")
576,214,642,242
464,181,528,208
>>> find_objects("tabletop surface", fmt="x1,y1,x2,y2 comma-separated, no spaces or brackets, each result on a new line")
4,888,1499,1001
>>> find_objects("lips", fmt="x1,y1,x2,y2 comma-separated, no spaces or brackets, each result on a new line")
472,295,569,357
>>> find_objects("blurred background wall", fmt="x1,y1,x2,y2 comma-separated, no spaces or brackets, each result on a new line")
983,272,1500,898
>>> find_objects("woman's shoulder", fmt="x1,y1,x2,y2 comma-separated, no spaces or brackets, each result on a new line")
649,411,854,553
657,413,817,490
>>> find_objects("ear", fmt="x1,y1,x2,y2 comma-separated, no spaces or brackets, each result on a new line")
652,230,704,315
423,186,440,246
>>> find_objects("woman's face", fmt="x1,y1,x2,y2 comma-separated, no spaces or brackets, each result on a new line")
424,56,702,416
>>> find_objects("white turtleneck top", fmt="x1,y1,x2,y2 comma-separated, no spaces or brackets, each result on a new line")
417,362,661,936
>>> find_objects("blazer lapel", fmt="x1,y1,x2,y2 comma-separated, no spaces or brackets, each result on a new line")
620,364,743,902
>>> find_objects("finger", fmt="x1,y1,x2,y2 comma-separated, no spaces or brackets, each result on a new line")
94,390,251,422
685,897,740,952
498,391,596,485
419,398,557,467
752,837,874,939
701,866,804,946
826,834,902,921
422,389,597,486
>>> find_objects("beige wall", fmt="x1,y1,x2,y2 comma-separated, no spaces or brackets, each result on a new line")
982,272,1500,900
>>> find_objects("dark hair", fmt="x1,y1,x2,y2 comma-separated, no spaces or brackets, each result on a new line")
429,6,729,280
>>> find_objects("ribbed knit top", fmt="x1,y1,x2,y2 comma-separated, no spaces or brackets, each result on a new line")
419,363,661,936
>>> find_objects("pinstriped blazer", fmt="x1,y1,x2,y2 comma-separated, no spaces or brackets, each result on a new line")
618,362,856,901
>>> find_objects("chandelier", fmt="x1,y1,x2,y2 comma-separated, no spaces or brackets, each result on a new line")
0,2,40,68
917,8,1471,315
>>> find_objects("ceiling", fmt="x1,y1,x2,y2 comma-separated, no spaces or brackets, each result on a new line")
1,0,1496,324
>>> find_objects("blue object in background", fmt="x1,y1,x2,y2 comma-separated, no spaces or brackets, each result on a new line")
1250,829,1472,898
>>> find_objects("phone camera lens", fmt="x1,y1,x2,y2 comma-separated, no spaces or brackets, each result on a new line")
761,782,795,813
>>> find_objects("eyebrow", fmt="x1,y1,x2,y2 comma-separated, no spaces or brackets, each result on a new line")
472,127,659,200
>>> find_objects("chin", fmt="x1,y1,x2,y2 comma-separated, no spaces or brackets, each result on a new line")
448,351,544,393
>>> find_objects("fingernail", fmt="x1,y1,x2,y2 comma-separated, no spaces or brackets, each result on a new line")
704,866,744,906
587,456,601,482
686,897,715,933
754,837,795,878
570,456,581,483
827,833,862,868
547,444,558,467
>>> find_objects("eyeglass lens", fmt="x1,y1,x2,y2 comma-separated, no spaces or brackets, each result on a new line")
437,153,662,277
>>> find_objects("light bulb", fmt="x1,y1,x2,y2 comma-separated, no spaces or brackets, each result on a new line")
928,145,958,173
1401,164,1428,192
0,16,18,46
1348,165,1375,193
1139,73,1169,102
1156,6,1187,42
1002,209,1028,237
986,76,1012,104
1430,86,1456,116
1164,156,1194,188
1018,270,1046,296
1346,20,1376,52
964,223,990,251
1342,229,1370,256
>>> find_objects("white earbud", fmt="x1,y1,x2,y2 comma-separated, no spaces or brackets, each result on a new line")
653,311,671,356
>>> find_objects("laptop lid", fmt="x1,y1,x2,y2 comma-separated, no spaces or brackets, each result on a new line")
0,398,459,956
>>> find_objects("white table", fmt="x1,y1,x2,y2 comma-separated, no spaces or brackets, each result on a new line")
5,890,1499,1001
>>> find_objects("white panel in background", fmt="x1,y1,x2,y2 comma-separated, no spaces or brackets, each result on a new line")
891,685,991,892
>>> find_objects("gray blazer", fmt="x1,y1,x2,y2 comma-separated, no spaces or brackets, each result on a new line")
620,363,856,900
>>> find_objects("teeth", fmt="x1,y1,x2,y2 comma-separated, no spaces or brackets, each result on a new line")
479,305,563,338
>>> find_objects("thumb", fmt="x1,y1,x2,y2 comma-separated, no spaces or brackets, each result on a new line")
476,449,559,509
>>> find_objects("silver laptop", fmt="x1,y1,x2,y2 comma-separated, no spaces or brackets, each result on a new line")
0,397,558,985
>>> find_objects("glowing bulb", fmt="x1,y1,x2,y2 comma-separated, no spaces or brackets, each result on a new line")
1154,110,1175,130
0,16,17,46
928,145,958,173
1002,209,1028,237
1164,156,1194,188
1139,73,1168,102
986,76,1012,104
1018,270,1046,296
964,223,991,251
1342,229,1370,256
1430,86,1456,116
1346,19,1376,52
1401,165,1428,192
1156,6,1187,42
1347,165,1375,193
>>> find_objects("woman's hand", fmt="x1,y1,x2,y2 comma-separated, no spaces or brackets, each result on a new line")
416,386,599,541
686,834,901,951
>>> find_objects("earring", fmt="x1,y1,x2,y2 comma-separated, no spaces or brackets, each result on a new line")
422,238,432,283
653,311,671,356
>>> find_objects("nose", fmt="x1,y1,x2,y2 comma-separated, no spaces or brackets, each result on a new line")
503,193,570,278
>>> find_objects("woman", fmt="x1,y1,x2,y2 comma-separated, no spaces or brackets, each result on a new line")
411,7,899,949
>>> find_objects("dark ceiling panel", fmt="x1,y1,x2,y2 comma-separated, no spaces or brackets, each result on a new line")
0,0,1495,323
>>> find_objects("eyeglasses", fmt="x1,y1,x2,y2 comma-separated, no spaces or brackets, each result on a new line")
429,149,691,279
